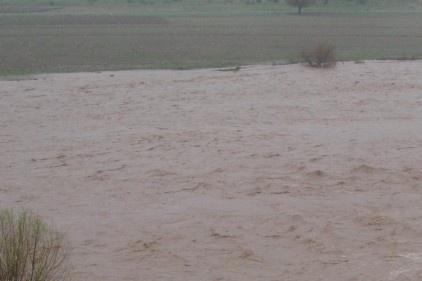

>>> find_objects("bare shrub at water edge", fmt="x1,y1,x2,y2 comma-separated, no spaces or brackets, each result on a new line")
301,44,336,68
0,209,70,281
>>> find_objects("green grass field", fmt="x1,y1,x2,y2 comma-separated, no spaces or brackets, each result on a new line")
1,0,422,74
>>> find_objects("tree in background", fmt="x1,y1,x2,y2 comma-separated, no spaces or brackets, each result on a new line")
286,0,316,14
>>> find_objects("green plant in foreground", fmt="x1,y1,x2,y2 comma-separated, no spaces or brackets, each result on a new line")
0,209,70,281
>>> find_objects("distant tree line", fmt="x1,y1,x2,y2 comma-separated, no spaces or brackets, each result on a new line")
84,0,369,10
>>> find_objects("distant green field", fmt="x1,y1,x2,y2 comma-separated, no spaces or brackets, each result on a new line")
1,0,422,12
0,0,422,13
1,0,422,74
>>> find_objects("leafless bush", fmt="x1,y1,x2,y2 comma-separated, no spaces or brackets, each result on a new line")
301,43,336,67
0,209,70,281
